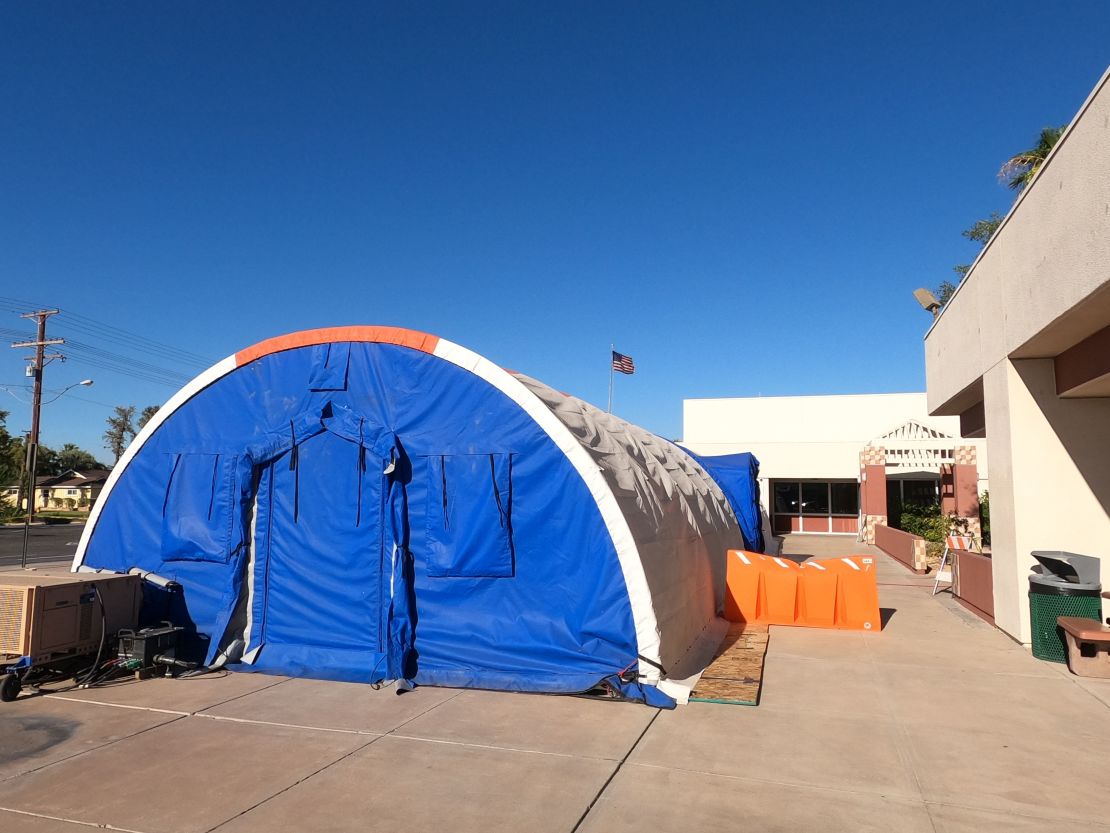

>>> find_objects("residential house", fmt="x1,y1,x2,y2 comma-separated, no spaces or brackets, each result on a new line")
3,468,111,512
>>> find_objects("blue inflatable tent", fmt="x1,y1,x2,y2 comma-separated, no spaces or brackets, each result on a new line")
681,451,765,553
75,327,743,705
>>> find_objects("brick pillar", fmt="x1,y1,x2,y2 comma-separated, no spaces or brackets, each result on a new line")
953,445,981,539
859,445,887,544
940,464,956,515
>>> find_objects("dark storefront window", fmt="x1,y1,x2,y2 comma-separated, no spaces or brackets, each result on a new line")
902,479,939,507
774,481,800,514
773,480,860,534
801,482,829,515
830,482,859,516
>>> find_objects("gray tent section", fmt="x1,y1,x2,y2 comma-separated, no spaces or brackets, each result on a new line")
513,373,743,684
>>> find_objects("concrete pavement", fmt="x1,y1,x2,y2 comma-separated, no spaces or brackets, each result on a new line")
1,534,1108,832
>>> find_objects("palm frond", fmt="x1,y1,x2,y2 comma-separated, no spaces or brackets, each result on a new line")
997,125,1068,192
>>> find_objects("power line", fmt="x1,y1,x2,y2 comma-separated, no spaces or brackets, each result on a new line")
0,326,191,388
55,316,214,368
63,339,192,384
0,295,216,370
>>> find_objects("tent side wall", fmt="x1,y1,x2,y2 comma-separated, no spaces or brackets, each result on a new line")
681,450,765,553
514,375,744,678
78,335,645,693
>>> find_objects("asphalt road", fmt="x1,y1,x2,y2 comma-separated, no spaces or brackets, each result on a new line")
0,523,83,568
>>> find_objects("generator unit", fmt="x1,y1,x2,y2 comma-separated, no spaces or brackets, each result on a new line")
0,573,142,664
117,623,185,670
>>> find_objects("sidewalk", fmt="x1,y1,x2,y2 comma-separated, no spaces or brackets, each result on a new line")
2,536,1108,832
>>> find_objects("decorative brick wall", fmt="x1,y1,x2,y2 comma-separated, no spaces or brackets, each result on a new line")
952,445,981,543
953,445,977,466
863,514,888,545
859,445,887,544
860,445,887,466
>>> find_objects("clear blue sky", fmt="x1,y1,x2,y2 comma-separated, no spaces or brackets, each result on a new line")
2,2,1108,459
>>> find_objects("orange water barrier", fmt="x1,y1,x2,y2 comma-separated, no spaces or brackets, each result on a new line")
724,551,881,631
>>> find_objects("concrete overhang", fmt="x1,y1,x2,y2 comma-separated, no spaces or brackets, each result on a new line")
924,64,1110,416
1055,322,1110,397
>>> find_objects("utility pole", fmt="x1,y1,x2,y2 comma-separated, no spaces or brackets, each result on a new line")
10,309,64,567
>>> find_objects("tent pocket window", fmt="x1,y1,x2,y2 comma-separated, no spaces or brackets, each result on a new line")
162,453,241,563
425,453,513,578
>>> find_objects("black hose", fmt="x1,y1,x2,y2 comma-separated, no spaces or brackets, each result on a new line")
77,585,107,686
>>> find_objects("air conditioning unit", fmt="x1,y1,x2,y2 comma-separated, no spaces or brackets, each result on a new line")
0,573,142,663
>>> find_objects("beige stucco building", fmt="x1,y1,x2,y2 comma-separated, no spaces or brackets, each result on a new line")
682,392,987,542
924,66,1110,645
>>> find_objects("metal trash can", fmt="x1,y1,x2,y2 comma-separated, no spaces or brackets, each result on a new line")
1029,551,1102,663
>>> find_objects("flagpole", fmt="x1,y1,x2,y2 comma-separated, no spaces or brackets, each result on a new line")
607,343,614,413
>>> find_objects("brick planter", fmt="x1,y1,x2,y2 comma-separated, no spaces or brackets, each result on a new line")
873,524,927,573
953,550,994,624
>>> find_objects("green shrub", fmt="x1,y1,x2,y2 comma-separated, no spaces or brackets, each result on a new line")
980,491,990,545
897,502,950,543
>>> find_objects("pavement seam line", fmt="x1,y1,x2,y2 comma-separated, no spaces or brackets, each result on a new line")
193,712,384,735
180,675,294,714
569,707,662,833
201,733,385,833
0,713,188,785
41,673,290,717
201,688,466,833
42,695,188,715
0,806,151,833
923,798,1110,828
385,732,608,760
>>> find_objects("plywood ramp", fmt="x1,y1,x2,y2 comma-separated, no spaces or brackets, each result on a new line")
689,622,769,706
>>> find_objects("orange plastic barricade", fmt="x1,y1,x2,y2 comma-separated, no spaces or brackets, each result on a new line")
724,551,881,631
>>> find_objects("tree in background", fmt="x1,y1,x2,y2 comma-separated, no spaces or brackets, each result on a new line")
0,410,22,489
104,405,136,463
937,212,1006,304
933,124,1066,307
55,443,107,473
998,126,1067,192
34,445,59,476
0,411,25,519
137,405,159,431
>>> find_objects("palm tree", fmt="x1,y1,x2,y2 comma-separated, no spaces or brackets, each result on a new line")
998,126,1067,191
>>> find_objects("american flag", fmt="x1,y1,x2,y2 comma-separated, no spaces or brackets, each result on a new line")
611,350,635,375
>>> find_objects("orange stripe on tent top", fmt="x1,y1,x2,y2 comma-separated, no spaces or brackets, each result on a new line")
235,326,441,367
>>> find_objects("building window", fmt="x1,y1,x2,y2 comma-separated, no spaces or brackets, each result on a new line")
66,489,79,496
902,479,939,506
772,480,860,535
801,482,829,515
774,482,799,514
830,482,859,516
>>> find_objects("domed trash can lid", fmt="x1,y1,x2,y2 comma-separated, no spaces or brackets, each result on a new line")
1030,551,1102,592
